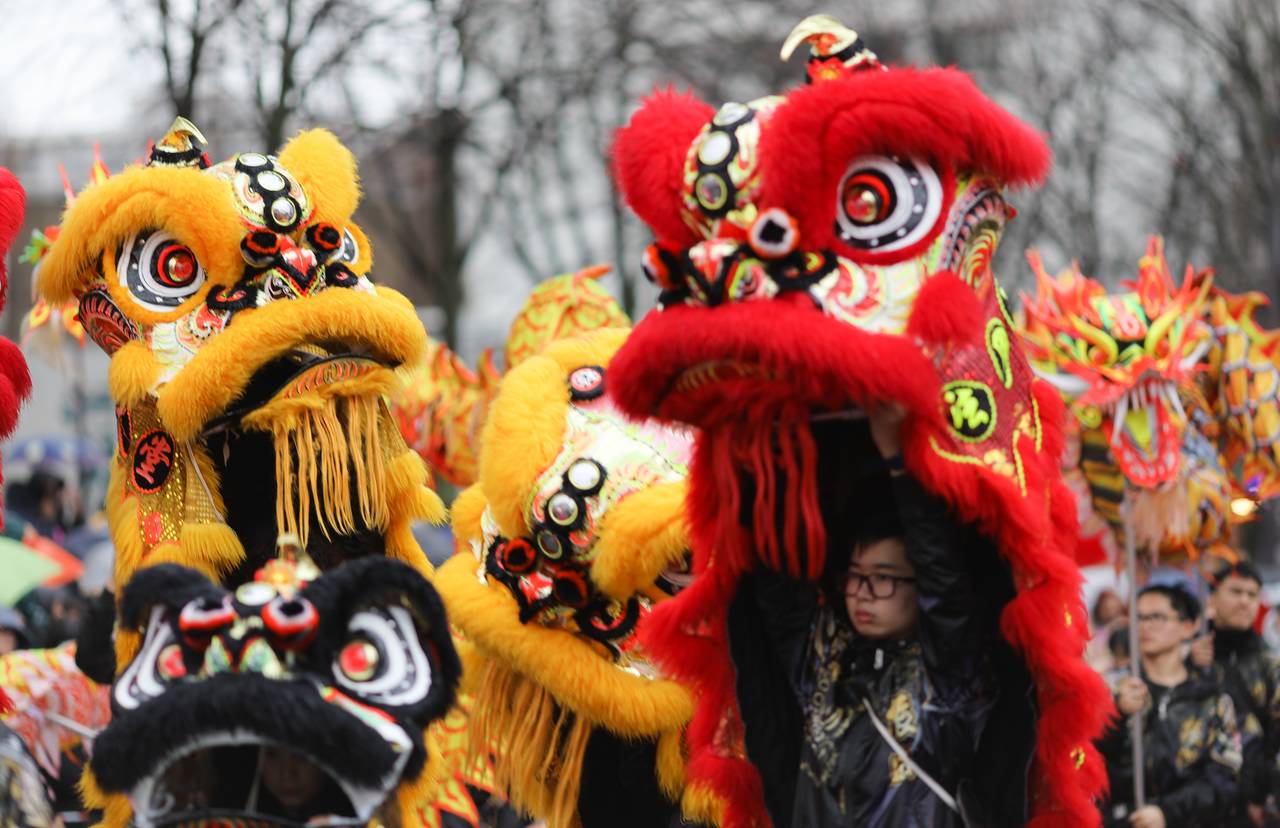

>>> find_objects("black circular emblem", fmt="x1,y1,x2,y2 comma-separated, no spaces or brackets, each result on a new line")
942,381,997,443
132,430,176,493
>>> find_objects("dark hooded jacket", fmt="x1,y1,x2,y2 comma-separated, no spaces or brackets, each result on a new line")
1211,624,1280,818
735,471,1030,828
1098,662,1244,827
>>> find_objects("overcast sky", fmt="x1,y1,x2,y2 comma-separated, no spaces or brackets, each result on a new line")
0,1,153,139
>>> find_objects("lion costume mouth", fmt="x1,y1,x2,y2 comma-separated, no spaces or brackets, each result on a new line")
35,123,441,588
602,16,1113,824
92,557,458,828
118,708,404,828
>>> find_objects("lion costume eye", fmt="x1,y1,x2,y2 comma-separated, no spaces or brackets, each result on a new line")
118,229,207,311
834,155,943,253
339,228,360,264
333,606,432,708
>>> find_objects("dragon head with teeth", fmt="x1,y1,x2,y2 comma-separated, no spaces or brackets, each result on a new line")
1022,237,1211,492
606,15,1110,827
1020,236,1280,560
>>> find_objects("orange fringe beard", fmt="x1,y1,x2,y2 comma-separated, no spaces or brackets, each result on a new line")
243,370,398,548
468,658,593,828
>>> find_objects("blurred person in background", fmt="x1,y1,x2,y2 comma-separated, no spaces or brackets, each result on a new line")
5,471,70,543
0,607,29,655
1095,589,1128,628
14,587,87,650
1188,560,1280,826
1098,583,1244,828
1088,589,1129,673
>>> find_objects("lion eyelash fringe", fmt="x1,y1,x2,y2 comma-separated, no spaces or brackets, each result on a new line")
469,658,592,828
243,372,396,548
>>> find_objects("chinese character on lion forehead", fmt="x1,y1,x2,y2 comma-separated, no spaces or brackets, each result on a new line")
607,16,1110,827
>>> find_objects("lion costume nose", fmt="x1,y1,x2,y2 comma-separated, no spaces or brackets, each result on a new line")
682,238,769,307
277,235,319,282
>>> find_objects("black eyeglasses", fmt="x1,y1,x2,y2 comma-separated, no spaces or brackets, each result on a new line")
1136,612,1185,625
845,571,916,599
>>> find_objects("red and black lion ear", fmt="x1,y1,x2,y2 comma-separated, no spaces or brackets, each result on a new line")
611,87,715,245
119,564,225,631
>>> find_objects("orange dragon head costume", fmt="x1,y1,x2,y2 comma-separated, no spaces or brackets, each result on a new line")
1021,237,1280,564
605,16,1111,827
37,118,442,595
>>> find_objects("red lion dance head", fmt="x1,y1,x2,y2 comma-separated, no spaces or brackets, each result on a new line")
0,169,34,514
608,16,1110,827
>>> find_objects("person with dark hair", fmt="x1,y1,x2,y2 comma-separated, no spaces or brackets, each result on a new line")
4,471,69,542
1099,583,1244,828
1088,589,1129,673
0,607,29,654
1191,559,1280,826
740,405,1010,827
1095,589,1128,629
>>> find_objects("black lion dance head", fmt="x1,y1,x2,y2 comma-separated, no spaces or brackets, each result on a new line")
90,550,459,828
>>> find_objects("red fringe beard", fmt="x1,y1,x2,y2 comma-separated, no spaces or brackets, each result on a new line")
703,400,827,582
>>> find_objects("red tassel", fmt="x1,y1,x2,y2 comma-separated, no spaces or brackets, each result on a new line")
707,404,827,580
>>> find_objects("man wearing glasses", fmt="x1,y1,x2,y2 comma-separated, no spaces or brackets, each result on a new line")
746,405,1012,827
1098,584,1244,828
1192,560,1279,826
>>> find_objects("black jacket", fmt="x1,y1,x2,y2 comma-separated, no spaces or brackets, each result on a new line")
734,472,1031,828
1211,625,1280,814
1098,664,1244,827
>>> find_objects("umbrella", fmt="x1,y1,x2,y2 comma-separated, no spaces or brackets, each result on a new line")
2,435,103,471
0,536,82,606
22,536,82,587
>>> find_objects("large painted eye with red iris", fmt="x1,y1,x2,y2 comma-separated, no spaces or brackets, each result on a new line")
332,607,433,708
834,155,943,254
118,229,208,311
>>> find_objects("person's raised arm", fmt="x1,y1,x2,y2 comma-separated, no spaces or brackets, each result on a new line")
869,404,980,680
